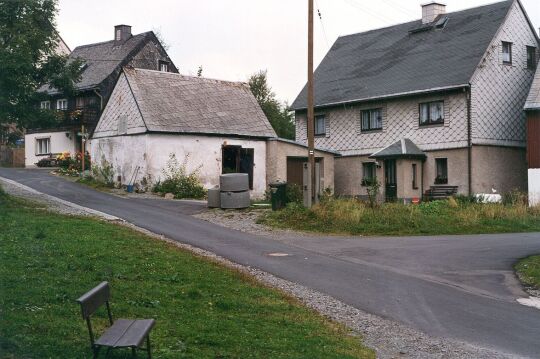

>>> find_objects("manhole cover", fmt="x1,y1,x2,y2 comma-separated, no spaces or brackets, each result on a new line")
267,252,290,257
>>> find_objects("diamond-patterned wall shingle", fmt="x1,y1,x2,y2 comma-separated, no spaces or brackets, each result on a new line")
93,73,147,138
470,1,537,147
296,92,468,156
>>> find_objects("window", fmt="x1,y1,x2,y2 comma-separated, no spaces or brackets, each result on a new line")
40,101,50,110
314,115,326,136
36,138,50,155
502,41,512,65
56,99,68,111
435,158,448,184
412,163,418,189
527,46,537,70
361,162,376,186
419,101,444,125
361,108,383,131
115,29,122,41
159,60,169,72
76,97,85,109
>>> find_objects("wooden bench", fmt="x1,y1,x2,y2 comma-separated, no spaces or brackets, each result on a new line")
76,281,155,358
424,185,458,200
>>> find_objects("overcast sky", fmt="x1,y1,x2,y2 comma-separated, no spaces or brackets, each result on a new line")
56,0,539,104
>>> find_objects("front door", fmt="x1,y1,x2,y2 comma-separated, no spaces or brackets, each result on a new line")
384,159,397,201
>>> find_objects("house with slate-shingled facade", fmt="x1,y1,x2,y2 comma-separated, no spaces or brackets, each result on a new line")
292,0,539,201
90,68,337,198
25,25,177,167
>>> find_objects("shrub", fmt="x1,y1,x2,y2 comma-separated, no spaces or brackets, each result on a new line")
286,183,303,205
366,180,381,209
55,151,91,173
91,156,114,187
502,189,528,206
153,153,206,200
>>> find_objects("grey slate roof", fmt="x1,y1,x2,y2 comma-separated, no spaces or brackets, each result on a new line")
292,0,514,110
370,138,426,159
124,68,277,138
525,68,540,110
41,32,153,94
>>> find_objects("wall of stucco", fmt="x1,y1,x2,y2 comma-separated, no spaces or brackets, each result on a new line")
266,140,335,191
423,148,469,195
25,130,76,167
335,148,470,198
471,145,527,193
91,134,268,198
529,169,540,206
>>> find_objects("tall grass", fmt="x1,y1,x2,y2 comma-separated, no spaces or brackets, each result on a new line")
260,197,540,236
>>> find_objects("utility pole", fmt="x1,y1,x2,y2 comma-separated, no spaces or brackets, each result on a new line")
81,124,85,175
307,0,316,206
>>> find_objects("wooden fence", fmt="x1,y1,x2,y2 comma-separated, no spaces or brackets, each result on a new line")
0,145,25,167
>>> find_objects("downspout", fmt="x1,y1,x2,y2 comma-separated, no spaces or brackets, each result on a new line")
94,89,103,111
466,85,472,196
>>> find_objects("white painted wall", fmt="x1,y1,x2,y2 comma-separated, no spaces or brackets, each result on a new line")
90,133,268,198
529,169,540,206
24,130,76,167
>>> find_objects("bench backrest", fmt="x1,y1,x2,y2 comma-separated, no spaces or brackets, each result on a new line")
76,281,111,319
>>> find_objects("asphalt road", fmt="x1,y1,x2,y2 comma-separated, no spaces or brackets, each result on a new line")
3,168,540,357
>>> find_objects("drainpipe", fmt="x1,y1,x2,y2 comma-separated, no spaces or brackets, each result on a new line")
93,89,103,111
466,85,472,196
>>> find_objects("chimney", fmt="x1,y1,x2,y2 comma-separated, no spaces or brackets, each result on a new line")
421,2,446,24
114,25,132,43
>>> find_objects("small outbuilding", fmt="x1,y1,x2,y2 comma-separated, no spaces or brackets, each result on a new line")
91,67,275,197
90,67,335,199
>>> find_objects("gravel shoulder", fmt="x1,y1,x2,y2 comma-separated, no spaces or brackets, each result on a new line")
0,178,518,359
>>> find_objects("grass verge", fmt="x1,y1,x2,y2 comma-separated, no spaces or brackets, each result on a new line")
259,198,540,236
515,255,540,289
0,190,373,358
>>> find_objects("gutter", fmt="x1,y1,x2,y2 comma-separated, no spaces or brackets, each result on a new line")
292,84,469,111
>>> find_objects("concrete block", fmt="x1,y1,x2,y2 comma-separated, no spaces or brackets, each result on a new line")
220,173,249,192
207,188,221,208
220,191,250,209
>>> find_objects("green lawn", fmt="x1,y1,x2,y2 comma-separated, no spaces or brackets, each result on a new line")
515,255,540,289
0,189,373,359
259,198,540,236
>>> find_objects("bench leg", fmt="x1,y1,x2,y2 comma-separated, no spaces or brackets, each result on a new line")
147,336,152,359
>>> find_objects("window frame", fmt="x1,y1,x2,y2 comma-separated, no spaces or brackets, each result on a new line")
435,158,448,185
360,108,383,132
527,46,537,70
361,162,377,186
412,163,418,190
40,101,51,110
314,114,326,136
502,41,513,65
419,100,444,126
56,98,68,111
158,60,169,72
35,137,51,156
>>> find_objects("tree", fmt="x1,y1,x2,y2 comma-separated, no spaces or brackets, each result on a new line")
0,0,82,129
248,70,295,140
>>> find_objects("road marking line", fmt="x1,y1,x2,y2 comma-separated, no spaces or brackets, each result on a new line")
0,176,120,221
